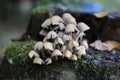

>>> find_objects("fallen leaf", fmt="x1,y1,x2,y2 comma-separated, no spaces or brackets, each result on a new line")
94,11,109,18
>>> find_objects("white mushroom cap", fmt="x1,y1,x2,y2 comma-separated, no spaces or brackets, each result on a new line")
33,57,44,65
46,31,58,39
77,22,90,32
55,37,64,45
65,24,78,33
80,39,89,50
51,49,62,58
58,31,64,37
66,18,77,25
70,54,78,61
51,15,64,25
63,49,72,59
34,41,43,50
77,46,86,55
62,34,72,41
59,23,65,30
28,50,39,58
41,18,51,28
68,40,79,49
62,13,73,22
45,58,52,65
43,42,54,51
39,29,48,36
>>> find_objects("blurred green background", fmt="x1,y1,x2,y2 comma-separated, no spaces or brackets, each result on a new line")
0,0,120,57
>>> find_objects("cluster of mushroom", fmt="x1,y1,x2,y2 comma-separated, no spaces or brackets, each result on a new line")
28,13,90,65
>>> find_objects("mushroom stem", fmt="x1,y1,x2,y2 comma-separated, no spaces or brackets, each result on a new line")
76,31,85,41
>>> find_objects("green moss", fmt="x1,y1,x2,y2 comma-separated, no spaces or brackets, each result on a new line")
4,40,35,66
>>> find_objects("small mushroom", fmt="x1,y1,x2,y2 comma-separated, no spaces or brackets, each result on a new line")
39,29,48,36
76,32,85,41
62,34,72,41
70,54,78,61
59,23,65,30
63,49,72,59
45,57,52,65
51,49,62,60
54,37,64,45
33,57,44,65
62,13,73,23
80,39,89,50
77,46,86,58
68,40,79,50
46,30,58,39
41,18,51,28
77,22,90,32
51,15,64,25
34,41,43,50
58,31,64,37
43,42,54,51
66,18,77,25
28,50,39,58
65,24,78,33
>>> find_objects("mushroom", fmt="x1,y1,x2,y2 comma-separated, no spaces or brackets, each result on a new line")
58,31,64,37
28,50,39,58
39,29,48,36
77,22,90,32
80,39,89,50
41,18,51,28
70,54,78,61
63,49,72,59
76,32,85,41
34,41,43,50
62,34,72,42
46,30,58,39
51,49,62,60
33,57,44,65
66,18,77,25
54,37,64,45
51,15,64,25
44,57,52,65
77,46,86,58
68,40,79,50
65,24,78,33
59,23,65,30
43,42,54,51
62,13,73,23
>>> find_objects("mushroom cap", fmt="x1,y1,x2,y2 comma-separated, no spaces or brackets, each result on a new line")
77,46,86,55
39,29,48,36
70,54,78,61
46,30,58,39
55,37,64,45
62,13,73,22
41,18,51,28
34,41,43,50
51,15,64,25
80,39,89,50
66,18,77,25
65,24,78,33
28,50,39,58
77,22,90,32
33,57,44,65
58,31,64,37
59,23,65,30
43,42,54,51
62,34,72,41
63,49,72,59
51,49,62,58
68,40,79,49
45,58,52,65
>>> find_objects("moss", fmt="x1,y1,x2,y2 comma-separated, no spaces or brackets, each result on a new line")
4,40,35,66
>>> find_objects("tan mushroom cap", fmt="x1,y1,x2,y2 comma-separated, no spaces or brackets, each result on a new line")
43,42,54,51
77,22,90,32
46,30,58,39
45,57,52,65
33,57,44,65
65,24,78,33
34,41,43,50
70,54,78,61
63,49,72,59
51,15,64,25
62,34,72,41
41,18,51,28
62,13,73,22
28,50,39,58
66,17,77,25
51,49,63,58
68,40,79,49
55,37,64,45
39,29,48,36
